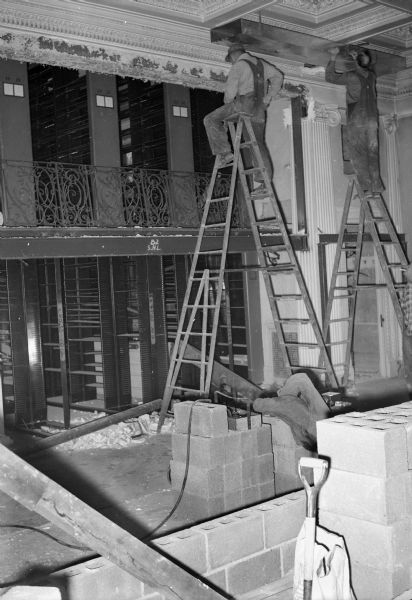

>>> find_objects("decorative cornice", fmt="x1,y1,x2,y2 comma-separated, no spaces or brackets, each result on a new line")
315,6,406,40
0,2,227,63
275,0,353,16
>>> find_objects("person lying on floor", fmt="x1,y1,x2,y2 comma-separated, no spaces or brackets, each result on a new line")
252,371,331,452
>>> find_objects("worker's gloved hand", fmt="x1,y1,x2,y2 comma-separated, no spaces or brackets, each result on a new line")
263,93,272,105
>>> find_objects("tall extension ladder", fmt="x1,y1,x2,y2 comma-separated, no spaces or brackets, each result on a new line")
322,177,408,387
158,113,338,429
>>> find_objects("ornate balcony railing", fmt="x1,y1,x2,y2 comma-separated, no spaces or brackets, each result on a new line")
0,160,243,228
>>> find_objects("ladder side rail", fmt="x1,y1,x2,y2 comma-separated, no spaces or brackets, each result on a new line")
363,199,405,328
200,269,209,392
204,120,245,394
239,118,338,387
372,194,408,269
322,179,355,335
242,119,337,384
231,119,293,378
162,274,208,403
342,200,366,386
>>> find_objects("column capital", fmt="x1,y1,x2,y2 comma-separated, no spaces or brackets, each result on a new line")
308,100,343,127
381,114,398,135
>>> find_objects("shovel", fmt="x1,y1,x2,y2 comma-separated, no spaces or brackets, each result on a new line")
298,456,329,600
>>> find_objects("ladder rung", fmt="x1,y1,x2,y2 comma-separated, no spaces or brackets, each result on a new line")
191,275,220,281
290,366,326,373
282,342,319,348
325,341,349,346
329,317,351,323
204,223,226,228
210,196,230,203
180,332,213,337
266,265,294,272
243,167,264,174
180,359,207,365
240,140,257,148
357,284,387,289
273,294,302,300
172,386,206,393
278,318,311,324
186,304,217,309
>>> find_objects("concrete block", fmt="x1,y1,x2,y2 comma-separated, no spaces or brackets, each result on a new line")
153,529,208,575
224,430,242,463
241,457,257,487
405,421,412,470
350,561,410,600
224,491,244,512
223,461,242,493
173,401,228,437
257,453,275,482
318,469,409,524
273,446,315,478
317,417,408,477
228,414,261,430
261,492,306,547
170,461,223,497
1,588,61,600
259,480,275,502
226,548,281,596
274,471,302,496
171,433,225,468
242,485,260,506
206,569,227,593
281,539,296,576
262,415,296,447
175,492,225,521
64,562,143,600
196,512,264,569
319,510,412,570
240,428,258,458
256,424,273,455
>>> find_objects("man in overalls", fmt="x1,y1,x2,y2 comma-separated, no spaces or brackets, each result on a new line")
203,43,283,187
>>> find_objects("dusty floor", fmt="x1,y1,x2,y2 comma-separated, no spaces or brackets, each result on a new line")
0,431,192,588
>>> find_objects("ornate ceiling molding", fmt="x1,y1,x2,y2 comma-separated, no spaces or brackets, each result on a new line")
0,1,226,63
315,6,406,39
275,0,354,16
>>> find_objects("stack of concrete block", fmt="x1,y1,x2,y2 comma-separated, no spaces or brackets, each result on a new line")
170,401,275,519
45,490,307,600
262,415,315,496
317,403,412,600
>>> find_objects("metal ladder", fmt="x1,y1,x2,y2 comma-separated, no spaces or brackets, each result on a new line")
158,113,337,429
322,176,408,387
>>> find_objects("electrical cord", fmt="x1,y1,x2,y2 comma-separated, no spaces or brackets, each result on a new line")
142,398,205,541
0,524,89,551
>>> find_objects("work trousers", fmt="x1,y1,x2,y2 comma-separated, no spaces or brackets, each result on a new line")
343,122,384,193
203,99,273,182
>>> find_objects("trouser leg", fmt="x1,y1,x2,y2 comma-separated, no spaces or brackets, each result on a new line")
203,102,236,156
251,120,273,183
278,373,330,420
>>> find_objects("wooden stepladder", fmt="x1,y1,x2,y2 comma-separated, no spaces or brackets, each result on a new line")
158,113,337,430
322,177,408,387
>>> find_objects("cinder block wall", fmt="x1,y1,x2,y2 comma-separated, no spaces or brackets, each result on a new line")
171,401,275,518
45,491,306,600
317,402,412,600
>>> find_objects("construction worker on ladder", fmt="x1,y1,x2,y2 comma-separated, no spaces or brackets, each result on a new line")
203,42,283,186
325,45,384,195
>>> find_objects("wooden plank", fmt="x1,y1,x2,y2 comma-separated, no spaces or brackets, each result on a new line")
211,19,407,75
25,399,162,456
0,444,226,600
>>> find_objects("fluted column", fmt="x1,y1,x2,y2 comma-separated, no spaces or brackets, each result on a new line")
376,114,403,375
298,101,346,378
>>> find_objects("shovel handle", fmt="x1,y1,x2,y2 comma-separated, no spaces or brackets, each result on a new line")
298,457,329,518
